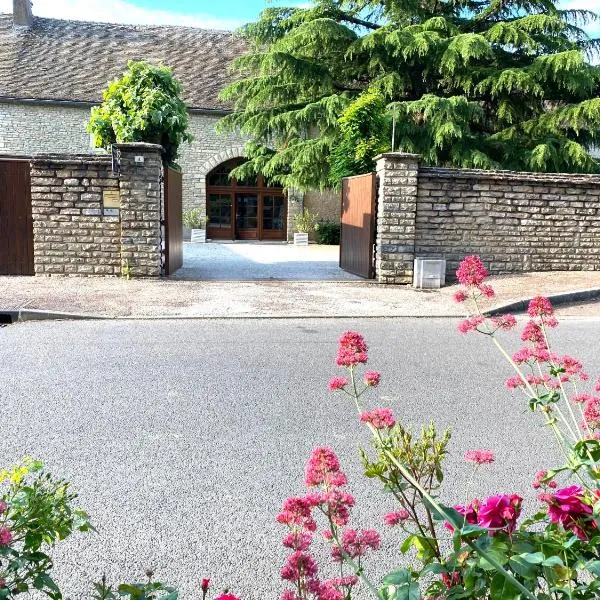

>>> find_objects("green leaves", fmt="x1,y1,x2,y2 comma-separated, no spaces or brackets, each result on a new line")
220,0,600,188
381,569,420,600
88,61,192,167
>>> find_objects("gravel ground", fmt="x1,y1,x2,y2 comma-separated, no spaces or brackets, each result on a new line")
2,271,600,318
1,317,596,599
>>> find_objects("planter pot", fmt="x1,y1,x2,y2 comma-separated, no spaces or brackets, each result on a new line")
294,232,309,246
190,228,206,243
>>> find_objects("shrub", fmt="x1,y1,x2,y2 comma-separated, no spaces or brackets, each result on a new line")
88,60,193,168
282,257,600,600
293,209,320,234
182,208,206,229
316,221,340,245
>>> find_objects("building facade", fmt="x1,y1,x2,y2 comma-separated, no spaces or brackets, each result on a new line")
0,2,340,242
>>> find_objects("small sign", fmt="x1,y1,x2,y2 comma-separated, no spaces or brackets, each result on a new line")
103,208,120,217
103,190,120,208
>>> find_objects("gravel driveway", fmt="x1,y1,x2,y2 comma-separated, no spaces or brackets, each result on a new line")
1,317,593,599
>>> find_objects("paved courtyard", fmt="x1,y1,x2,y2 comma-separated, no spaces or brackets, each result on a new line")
0,317,589,599
172,241,362,280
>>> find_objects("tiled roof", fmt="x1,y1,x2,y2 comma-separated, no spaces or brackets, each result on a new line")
0,14,248,110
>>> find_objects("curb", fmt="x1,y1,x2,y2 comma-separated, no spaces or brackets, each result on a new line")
485,287,600,316
0,309,107,324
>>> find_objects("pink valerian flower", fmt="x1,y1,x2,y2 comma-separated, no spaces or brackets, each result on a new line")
532,470,557,490
464,449,495,465
595,378,600,392
520,321,547,348
456,256,488,287
282,531,313,551
583,397,600,429
215,596,241,600
477,284,495,298
541,486,596,540
336,331,368,367
490,315,517,332
326,576,358,589
359,408,395,430
384,510,410,526
453,290,468,303
305,448,344,488
331,528,380,562
277,497,317,532
280,551,319,582
457,315,485,334
0,501,7,513
364,371,381,387
321,490,355,526
559,355,587,379
201,579,210,594
328,377,348,391
572,393,592,404
477,494,522,534
527,296,554,318
0,528,12,546
505,375,525,390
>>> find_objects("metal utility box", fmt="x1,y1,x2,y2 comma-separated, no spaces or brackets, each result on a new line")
413,258,446,289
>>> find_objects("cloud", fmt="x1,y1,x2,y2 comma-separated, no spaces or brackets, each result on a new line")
0,0,244,29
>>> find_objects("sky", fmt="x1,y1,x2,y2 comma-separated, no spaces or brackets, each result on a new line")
0,0,597,34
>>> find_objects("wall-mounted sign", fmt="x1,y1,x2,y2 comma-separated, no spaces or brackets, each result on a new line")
103,190,120,208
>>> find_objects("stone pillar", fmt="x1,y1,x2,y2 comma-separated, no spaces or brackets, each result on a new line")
116,143,163,278
374,152,420,284
286,188,304,242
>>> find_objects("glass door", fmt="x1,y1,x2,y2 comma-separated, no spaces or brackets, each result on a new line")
262,195,286,240
235,194,258,240
207,193,233,239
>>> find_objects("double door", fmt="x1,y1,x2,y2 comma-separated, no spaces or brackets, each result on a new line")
207,192,286,241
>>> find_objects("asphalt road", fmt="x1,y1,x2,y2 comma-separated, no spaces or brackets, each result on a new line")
1,317,597,599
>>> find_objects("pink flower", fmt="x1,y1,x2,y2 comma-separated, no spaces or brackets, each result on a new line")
331,528,380,562
216,595,240,600
583,397,600,429
456,256,488,287
384,510,410,526
201,579,210,593
477,494,522,534
277,496,317,532
571,393,591,404
464,449,495,465
326,576,358,589
477,284,495,298
312,582,344,600
322,490,355,526
364,371,381,387
505,376,525,390
542,485,595,540
280,551,319,582
532,470,557,490
0,528,12,546
328,377,348,391
457,315,484,334
0,501,7,514
528,296,554,318
304,448,345,488
359,408,395,429
336,332,368,367
490,315,517,331
282,532,312,551
521,321,546,347
453,290,468,303
595,378,600,392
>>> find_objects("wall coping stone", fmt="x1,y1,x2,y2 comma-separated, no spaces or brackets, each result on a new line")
419,166,600,185
30,155,112,167
113,142,164,153
374,152,421,161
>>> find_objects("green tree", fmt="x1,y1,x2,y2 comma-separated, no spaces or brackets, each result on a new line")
219,0,600,189
88,61,192,167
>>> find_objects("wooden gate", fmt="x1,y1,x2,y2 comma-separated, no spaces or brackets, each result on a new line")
340,172,377,278
0,159,33,276
163,167,183,276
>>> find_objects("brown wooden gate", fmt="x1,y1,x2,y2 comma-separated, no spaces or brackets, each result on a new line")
0,159,34,276
340,172,377,278
163,167,183,276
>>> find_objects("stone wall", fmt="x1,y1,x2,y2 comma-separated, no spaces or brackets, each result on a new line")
29,143,164,277
375,153,600,284
304,189,341,223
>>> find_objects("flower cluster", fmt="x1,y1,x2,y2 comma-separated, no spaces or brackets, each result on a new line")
464,449,495,465
336,331,368,367
277,448,378,600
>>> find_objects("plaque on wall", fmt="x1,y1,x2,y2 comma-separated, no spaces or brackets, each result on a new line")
103,190,120,208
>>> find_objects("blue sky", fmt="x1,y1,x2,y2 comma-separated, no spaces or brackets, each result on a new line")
0,0,596,34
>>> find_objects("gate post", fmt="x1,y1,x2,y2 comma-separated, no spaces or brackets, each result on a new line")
374,152,420,284
116,143,163,278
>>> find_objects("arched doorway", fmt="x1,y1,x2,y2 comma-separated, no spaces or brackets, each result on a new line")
206,159,287,241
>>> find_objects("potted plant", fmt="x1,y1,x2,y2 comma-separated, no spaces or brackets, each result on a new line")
183,208,206,243
293,208,319,246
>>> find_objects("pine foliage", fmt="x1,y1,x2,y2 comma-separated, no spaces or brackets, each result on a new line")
219,0,600,189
